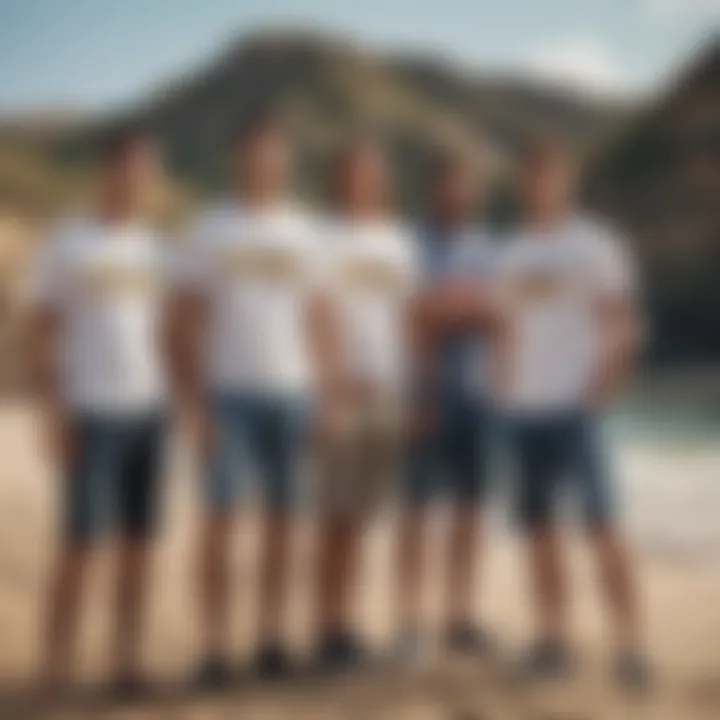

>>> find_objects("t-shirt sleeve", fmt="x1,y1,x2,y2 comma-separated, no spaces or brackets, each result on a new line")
24,226,69,308
593,225,636,299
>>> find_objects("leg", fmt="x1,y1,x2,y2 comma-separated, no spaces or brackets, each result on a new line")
314,396,392,670
257,508,294,644
254,395,308,673
113,537,152,680
316,514,364,636
197,396,248,671
396,431,437,636
446,505,484,625
316,426,357,644
571,418,641,650
199,513,234,659
513,421,569,644
395,505,428,634
41,417,115,686
443,399,491,630
42,543,93,686
113,417,165,681
589,526,639,649
526,523,568,644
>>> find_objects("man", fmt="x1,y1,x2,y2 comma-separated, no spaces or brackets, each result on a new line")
171,114,325,684
313,139,417,671
497,138,650,688
28,126,168,694
395,151,498,665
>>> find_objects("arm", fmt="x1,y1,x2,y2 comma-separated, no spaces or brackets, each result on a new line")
24,229,72,466
307,288,344,399
588,294,639,409
423,277,498,336
587,230,640,409
25,305,72,464
166,216,213,453
166,287,211,453
406,288,442,438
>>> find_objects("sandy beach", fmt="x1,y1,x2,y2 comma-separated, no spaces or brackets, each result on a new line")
0,401,718,719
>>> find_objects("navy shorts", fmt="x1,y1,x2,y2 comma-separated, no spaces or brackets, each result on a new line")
205,391,310,512
63,412,166,543
505,413,615,528
406,395,495,506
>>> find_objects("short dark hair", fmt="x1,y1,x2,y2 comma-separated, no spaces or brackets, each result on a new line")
231,108,285,146
99,121,155,163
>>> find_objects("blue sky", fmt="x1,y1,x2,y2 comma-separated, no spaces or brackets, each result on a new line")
1,0,718,112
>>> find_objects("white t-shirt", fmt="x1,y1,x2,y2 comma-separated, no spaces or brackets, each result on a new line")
497,214,635,414
175,202,321,394
26,217,167,414
323,217,418,388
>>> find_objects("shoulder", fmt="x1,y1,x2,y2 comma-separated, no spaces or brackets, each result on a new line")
38,216,97,268
569,213,628,255
569,214,636,288
46,215,93,247
385,218,413,245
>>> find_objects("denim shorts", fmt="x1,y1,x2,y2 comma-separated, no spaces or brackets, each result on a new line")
504,412,615,528
63,412,166,543
405,394,495,506
205,391,310,512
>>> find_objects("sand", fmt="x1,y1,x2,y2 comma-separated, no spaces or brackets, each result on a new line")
0,402,718,719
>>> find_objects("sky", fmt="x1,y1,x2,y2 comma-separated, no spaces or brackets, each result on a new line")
1,0,718,113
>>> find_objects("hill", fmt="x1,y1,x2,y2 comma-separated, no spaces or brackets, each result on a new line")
585,36,720,365
58,30,624,204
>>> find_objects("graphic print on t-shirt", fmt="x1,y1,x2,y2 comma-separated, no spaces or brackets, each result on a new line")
340,255,412,296
497,214,635,414
84,261,161,296
510,269,572,303
176,202,321,393
222,243,305,284
26,217,167,413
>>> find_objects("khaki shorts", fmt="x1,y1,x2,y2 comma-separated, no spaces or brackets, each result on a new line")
316,392,403,518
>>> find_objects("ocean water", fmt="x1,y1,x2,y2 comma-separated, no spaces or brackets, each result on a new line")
606,377,720,555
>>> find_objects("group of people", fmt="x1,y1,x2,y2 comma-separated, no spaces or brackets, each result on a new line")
26,113,651,699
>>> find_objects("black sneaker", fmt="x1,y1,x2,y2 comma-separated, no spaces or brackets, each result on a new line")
253,642,295,681
315,630,368,675
195,654,233,691
445,621,495,657
517,639,576,682
614,649,652,692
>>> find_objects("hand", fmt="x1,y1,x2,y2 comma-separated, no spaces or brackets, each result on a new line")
43,409,74,468
406,402,435,441
585,367,621,411
189,406,214,457
313,394,348,449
